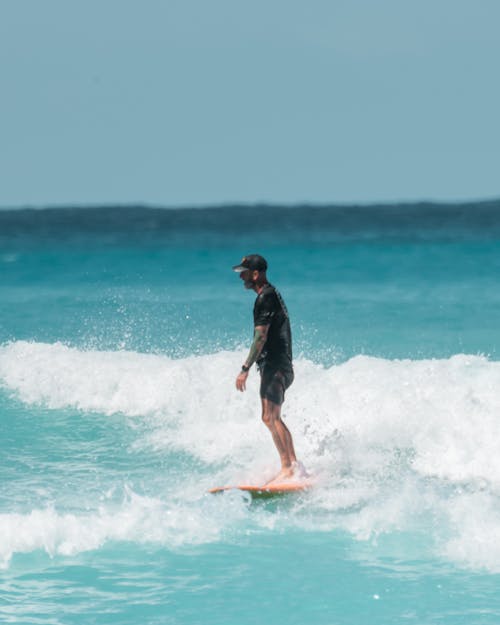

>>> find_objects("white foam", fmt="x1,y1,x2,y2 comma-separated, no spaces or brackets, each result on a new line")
0,340,262,467
2,341,500,571
0,486,252,569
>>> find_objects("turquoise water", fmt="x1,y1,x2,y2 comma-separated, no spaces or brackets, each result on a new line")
2,203,500,624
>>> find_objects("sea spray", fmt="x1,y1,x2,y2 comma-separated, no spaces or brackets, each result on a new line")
2,341,500,571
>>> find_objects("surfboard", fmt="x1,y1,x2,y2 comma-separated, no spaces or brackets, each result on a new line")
209,479,314,499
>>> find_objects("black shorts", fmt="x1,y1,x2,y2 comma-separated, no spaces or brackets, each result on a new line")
259,367,294,406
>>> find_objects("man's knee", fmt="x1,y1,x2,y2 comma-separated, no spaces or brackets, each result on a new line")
261,402,280,427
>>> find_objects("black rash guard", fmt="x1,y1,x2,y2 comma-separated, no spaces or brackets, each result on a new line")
253,284,293,373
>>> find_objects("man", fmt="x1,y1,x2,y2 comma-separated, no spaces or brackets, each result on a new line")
233,254,305,484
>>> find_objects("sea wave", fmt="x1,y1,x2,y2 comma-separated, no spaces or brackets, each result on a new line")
2,340,500,571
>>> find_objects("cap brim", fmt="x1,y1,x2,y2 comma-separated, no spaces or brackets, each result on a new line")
232,264,248,272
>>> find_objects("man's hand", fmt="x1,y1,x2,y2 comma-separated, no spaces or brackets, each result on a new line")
236,370,249,392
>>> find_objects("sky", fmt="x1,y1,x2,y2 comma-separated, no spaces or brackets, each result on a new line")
1,0,499,208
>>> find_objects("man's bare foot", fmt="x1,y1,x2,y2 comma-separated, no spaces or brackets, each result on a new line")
264,466,295,486
264,461,309,486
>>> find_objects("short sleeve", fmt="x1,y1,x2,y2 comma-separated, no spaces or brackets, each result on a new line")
254,291,276,326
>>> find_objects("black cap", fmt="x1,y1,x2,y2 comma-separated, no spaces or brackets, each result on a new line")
232,254,268,273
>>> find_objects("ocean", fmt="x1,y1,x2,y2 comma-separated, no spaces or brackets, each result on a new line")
1,202,500,624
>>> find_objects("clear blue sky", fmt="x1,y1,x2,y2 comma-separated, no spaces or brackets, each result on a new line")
1,1,499,207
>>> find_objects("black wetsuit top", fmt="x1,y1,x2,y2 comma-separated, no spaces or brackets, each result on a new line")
253,284,293,373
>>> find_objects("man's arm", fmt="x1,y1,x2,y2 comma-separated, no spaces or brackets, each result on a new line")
236,325,269,392
245,324,269,369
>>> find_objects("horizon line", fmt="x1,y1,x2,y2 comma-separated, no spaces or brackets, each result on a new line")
1,196,500,212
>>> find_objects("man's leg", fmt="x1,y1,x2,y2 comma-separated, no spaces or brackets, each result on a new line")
261,397,297,480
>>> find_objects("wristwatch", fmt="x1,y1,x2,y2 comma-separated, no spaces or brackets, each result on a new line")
241,364,250,373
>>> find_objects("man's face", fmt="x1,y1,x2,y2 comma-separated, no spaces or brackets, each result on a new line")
240,269,257,289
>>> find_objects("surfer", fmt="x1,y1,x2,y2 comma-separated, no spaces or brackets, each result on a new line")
233,254,306,484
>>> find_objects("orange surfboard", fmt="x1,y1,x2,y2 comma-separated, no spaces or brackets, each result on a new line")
209,479,315,498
